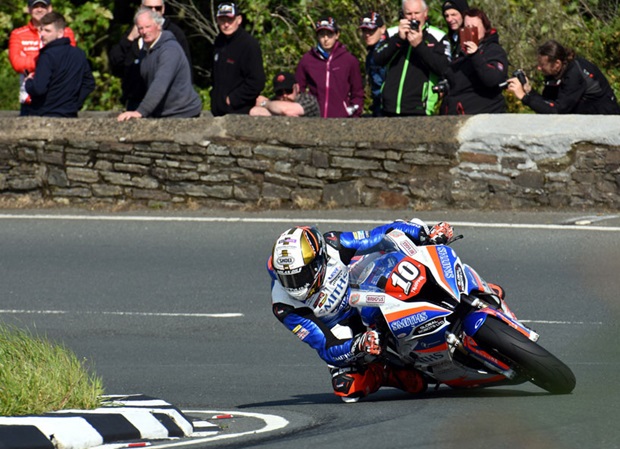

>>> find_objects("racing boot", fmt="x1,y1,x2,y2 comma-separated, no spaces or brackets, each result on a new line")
383,366,427,395
331,363,383,403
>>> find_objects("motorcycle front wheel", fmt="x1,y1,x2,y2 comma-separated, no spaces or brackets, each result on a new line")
474,317,576,394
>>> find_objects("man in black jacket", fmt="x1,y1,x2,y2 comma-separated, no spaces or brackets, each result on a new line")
211,2,265,116
23,12,94,117
507,40,620,115
374,0,450,116
109,0,191,111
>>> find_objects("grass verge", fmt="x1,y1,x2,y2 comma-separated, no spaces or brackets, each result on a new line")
0,324,104,416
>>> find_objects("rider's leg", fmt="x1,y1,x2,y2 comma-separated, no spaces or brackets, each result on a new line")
330,363,383,401
383,366,427,394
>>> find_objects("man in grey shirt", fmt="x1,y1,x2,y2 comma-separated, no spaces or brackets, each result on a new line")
117,7,201,121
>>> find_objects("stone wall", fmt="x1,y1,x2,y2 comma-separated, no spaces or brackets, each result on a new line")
0,113,619,210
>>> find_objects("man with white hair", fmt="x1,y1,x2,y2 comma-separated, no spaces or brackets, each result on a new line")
117,8,201,120
374,0,450,116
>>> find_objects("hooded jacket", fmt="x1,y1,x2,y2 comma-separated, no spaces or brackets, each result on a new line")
23,37,94,117
374,24,450,116
523,57,620,115
211,27,265,117
441,30,508,115
296,41,364,118
136,30,202,118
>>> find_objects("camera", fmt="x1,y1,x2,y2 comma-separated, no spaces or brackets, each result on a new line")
432,79,450,95
499,69,528,89
409,19,420,31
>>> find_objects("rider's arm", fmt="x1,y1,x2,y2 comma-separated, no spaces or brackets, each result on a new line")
272,301,359,367
327,220,430,264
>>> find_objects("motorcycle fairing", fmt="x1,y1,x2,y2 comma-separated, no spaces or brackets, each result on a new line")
383,302,452,339
463,308,536,340
463,264,496,297
411,245,462,300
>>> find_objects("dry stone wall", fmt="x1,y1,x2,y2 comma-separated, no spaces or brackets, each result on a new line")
0,113,618,210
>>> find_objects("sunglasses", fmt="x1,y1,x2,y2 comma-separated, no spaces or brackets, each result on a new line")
275,89,293,97
144,4,163,12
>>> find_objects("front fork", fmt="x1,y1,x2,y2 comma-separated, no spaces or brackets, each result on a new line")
446,295,539,379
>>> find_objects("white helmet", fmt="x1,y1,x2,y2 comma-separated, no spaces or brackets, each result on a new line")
272,226,327,301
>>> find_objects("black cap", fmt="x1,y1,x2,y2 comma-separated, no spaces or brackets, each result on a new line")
360,12,384,30
29,0,51,7
442,0,469,14
217,2,238,18
273,72,296,92
315,16,338,33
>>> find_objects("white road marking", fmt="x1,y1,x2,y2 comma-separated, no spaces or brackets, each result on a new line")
0,213,619,232
153,410,289,447
0,309,243,318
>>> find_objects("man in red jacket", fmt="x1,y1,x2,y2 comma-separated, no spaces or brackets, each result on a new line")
8,0,76,110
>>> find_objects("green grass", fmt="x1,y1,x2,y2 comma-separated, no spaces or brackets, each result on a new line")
0,324,104,416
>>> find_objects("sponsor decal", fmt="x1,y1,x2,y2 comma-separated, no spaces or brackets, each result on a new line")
390,311,428,332
413,317,446,336
277,256,295,265
349,293,361,305
313,292,328,309
455,264,465,292
437,246,454,279
416,352,446,364
399,239,418,256
292,324,309,341
366,294,385,305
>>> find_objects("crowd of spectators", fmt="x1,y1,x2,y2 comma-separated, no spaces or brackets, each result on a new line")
7,0,620,118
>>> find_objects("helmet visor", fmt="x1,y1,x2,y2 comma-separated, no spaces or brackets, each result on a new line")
276,256,324,291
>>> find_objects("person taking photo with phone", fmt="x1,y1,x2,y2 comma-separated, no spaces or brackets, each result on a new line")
439,8,508,115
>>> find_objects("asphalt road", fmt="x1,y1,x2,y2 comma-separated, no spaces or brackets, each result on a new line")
1,209,619,449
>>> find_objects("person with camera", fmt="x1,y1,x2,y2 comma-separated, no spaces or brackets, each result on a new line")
442,0,469,59
373,0,450,116
439,8,508,115
506,40,620,115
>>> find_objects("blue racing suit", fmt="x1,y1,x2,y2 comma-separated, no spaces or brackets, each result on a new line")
268,220,430,367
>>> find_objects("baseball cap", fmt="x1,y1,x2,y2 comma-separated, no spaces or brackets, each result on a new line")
273,72,296,93
216,2,238,18
29,0,51,7
315,16,337,33
359,12,384,30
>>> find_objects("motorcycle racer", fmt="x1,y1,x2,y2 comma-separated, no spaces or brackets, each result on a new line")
268,219,454,402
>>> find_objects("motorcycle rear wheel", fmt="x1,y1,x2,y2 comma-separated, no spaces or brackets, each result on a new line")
474,317,576,394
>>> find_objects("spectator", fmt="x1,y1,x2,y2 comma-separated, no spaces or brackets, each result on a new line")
117,8,201,121
22,12,94,117
507,40,620,115
211,2,266,117
296,16,364,118
374,0,450,116
359,12,388,117
440,8,508,115
8,0,76,112
442,0,469,58
109,0,192,111
249,71,320,117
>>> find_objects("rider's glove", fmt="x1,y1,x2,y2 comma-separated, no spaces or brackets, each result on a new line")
428,221,454,245
353,331,381,356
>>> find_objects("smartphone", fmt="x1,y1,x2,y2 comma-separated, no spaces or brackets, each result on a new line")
459,26,479,51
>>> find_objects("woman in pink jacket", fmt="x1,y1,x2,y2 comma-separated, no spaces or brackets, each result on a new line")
295,16,364,118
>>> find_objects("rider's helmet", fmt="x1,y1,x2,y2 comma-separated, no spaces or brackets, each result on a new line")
272,226,327,301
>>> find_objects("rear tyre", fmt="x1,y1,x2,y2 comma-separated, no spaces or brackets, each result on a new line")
474,317,576,394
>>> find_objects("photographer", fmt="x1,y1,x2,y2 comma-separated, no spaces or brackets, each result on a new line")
439,8,508,115
374,0,450,116
507,40,620,115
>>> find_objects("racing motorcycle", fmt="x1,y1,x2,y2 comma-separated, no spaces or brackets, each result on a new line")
347,229,576,394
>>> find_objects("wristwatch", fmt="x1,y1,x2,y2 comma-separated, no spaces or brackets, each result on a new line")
260,100,268,107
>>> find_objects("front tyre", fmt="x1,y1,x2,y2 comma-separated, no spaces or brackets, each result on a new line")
474,317,576,394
